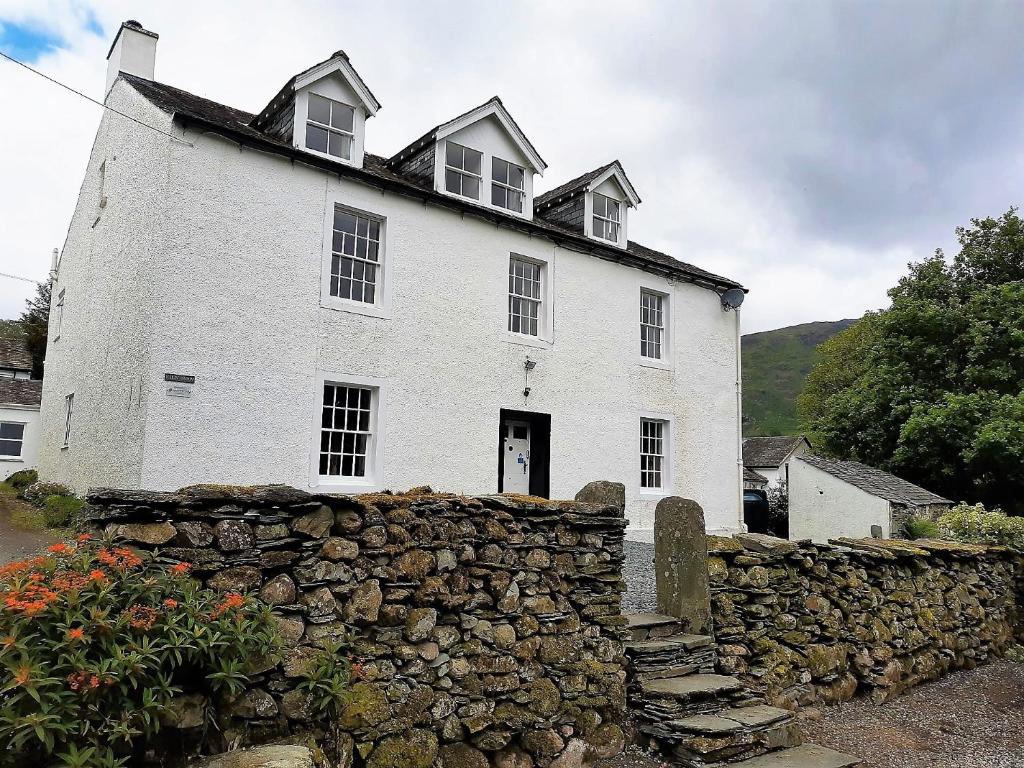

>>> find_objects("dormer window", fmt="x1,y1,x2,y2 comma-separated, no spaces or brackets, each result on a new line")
492,158,525,213
306,93,355,161
445,141,482,199
592,193,620,243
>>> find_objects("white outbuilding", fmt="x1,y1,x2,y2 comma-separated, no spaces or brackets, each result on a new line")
789,455,952,542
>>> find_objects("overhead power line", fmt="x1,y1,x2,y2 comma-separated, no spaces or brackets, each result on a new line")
0,270,42,285
0,49,193,146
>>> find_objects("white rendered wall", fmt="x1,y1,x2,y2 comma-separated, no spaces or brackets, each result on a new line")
40,79,743,538
789,459,891,542
37,81,170,490
0,406,40,479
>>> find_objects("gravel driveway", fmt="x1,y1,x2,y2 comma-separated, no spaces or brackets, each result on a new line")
801,660,1024,768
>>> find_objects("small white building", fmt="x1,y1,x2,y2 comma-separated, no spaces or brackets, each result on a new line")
789,455,952,542
0,380,42,480
742,435,811,488
38,21,748,539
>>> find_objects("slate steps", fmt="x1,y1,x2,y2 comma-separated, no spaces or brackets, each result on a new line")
623,613,862,767
709,744,863,768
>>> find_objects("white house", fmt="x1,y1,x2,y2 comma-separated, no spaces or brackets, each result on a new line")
742,435,811,488
789,455,952,542
38,21,747,538
0,339,42,479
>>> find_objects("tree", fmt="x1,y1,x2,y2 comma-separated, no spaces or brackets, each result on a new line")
19,281,50,379
799,209,1024,513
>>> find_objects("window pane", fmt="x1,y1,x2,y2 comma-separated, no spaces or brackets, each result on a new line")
328,131,352,159
508,164,525,189
593,194,606,217
0,439,20,456
0,423,24,439
306,124,328,153
308,94,331,124
463,176,480,199
492,184,505,207
366,241,379,262
509,191,523,213
336,211,357,234
464,147,482,175
446,142,463,168
446,169,462,194
493,158,508,184
368,220,380,240
332,102,355,132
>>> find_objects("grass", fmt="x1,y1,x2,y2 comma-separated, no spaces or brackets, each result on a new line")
742,318,858,436
0,482,71,536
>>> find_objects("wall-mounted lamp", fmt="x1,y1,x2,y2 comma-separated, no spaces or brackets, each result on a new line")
524,356,537,397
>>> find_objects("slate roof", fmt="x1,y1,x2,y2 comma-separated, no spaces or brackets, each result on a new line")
121,75,742,292
0,338,33,372
743,467,769,484
0,380,42,408
797,455,951,507
742,436,810,468
534,162,618,209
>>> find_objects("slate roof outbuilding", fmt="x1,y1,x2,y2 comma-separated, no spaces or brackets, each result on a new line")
120,74,743,292
742,436,810,468
0,338,33,372
796,454,951,508
0,380,42,408
743,467,769,484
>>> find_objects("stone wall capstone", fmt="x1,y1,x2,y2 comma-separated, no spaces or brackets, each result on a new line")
709,532,1021,709
84,485,628,767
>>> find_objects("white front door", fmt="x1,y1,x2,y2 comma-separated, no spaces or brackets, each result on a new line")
502,420,531,495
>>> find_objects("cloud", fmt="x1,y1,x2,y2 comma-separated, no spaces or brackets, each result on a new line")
0,1,1021,332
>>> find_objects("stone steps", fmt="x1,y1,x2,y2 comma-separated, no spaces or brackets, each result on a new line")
623,613,862,768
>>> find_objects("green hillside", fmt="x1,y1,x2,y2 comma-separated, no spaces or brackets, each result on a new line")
742,319,857,436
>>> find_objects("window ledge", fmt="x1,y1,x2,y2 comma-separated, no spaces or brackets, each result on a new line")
637,357,673,372
639,489,670,499
502,332,552,350
313,478,379,494
320,298,391,320
301,145,356,167
0,457,24,463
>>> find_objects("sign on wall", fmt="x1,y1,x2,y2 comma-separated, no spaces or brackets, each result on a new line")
164,373,195,398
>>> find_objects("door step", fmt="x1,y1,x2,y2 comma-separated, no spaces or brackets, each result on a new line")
710,744,862,768
625,634,717,680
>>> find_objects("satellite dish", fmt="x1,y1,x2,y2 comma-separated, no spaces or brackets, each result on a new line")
720,288,746,311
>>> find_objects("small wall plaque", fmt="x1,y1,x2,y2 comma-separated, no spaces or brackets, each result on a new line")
164,373,196,384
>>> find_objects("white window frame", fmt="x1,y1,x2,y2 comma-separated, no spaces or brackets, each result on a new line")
591,193,621,243
0,421,26,461
638,286,672,370
303,92,356,162
53,289,65,342
320,199,391,319
639,412,673,496
62,393,74,449
309,372,385,492
503,252,553,347
444,141,483,200
491,157,526,213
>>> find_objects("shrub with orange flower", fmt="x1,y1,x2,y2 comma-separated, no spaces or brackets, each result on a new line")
0,536,280,767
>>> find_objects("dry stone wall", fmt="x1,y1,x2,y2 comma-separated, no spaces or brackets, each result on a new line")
84,485,628,768
709,532,1021,709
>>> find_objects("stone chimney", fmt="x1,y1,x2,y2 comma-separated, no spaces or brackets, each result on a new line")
105,20,158,97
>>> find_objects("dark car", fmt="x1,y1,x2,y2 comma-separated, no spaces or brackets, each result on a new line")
743,489,772,535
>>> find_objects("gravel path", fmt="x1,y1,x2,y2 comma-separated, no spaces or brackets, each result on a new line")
623,540,657,613
801,660,1024,768
0,499,56,563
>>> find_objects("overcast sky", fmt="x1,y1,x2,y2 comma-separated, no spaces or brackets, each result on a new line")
1,1,1022,333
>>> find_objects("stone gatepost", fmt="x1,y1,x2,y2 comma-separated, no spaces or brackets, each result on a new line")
575,480,626,511
654,496,712,635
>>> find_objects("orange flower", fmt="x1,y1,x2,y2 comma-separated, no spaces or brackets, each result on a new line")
2,583,59,615
76,533,92,544
47,542,72,556
169,562,192,577
52,571,90,592
163,598,178,609
67,627,86,642
88,570,106,583
13,666,31,686
97,547,142,571
1,635,17,649
210,592,246,619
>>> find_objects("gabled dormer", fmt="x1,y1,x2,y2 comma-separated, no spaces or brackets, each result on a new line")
251,51,381,169
387,97,546,220
534,161,641,249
